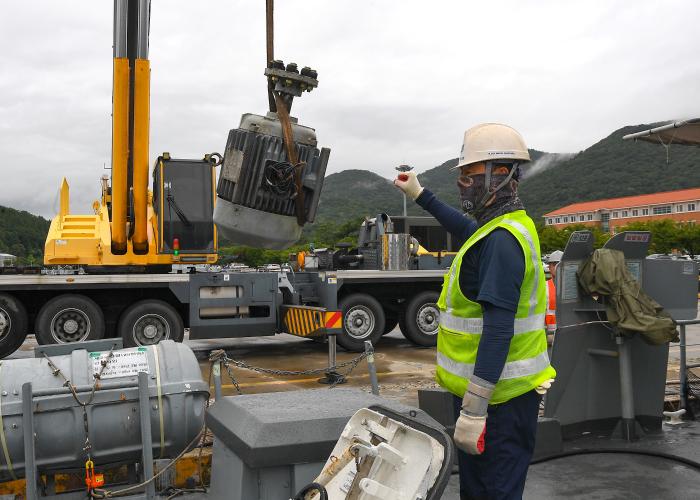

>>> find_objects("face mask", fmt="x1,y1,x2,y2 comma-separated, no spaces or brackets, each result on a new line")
457,174,487,215
457,172,517,216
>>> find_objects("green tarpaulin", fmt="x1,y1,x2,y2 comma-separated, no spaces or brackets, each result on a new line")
577,248,678,345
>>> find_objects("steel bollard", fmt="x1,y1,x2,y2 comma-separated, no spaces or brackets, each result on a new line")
318,332,346,385
680,323,687,411
364,341,380,395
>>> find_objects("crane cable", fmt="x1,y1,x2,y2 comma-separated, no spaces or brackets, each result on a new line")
265,0,307,225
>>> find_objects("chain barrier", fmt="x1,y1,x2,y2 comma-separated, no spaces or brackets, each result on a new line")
208,349,370,394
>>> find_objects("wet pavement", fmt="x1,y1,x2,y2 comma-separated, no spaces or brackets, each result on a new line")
189,329,439,407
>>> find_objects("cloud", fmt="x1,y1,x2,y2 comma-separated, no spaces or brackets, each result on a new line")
1,0,699,217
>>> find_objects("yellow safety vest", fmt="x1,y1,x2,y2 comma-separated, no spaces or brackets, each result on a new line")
436,210,556,404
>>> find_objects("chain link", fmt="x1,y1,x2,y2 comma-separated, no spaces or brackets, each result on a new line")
208,349,370,393
42,344,117,461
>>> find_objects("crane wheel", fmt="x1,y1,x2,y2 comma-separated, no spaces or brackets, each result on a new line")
118,300,184,348
0,293,28,358
36,294,105,345
337,294,385,352
399,291,440,347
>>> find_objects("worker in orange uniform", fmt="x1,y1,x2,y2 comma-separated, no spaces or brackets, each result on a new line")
545,250,563,345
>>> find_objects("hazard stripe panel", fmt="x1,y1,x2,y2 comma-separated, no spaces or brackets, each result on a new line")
324,311,342,329
282,305,326,337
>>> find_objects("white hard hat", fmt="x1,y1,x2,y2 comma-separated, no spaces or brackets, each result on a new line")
453,123,531,170
547,250,564,264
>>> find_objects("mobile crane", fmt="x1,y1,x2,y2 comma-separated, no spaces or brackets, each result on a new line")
0,1,455,358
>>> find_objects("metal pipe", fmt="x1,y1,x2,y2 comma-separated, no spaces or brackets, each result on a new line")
680,323,688,411
617,336,637,440
22,383,38,500
113,0,128,58
136,0,150,59
328,332,337,370
364,341,379,395
138,372,155,499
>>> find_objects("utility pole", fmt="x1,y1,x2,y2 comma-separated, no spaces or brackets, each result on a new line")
396,164,413,217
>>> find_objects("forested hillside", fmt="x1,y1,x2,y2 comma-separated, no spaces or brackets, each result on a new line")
0,206,50,264
519,123,700,219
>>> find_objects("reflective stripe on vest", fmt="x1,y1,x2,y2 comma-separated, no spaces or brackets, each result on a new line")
436,210,556,404
440,312,545,335
437,350,551,381
545,279,557,332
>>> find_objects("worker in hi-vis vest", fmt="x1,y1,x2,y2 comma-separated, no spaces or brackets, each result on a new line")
545,250,563,346
395,123,556,500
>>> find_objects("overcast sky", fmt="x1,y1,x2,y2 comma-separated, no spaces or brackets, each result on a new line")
1,0,699,217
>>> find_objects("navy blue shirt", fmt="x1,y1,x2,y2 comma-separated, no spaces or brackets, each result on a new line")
416,189,525,385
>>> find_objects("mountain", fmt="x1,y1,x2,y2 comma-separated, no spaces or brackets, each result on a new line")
313,169,405,223
313,149,567,223
314,123,700,227
519,123,700,220
0,206,50,263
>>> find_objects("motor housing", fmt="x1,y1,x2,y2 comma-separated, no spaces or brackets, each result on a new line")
214,112,330,249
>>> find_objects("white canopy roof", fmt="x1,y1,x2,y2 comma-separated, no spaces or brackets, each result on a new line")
623,118,700,146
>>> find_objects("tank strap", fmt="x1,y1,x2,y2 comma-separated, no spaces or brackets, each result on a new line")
152,345,166,458
0,362,17,480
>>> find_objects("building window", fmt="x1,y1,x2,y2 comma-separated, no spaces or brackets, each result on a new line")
689,203,696,211
652,205,672,215
677,205,684,212
555,217,561,224
642,208,649,216
547,218,553,225
632,209,638,216
578,215,584,222
622,210,628,217
563,216,568,223
587,214,593,221
612,211,619,218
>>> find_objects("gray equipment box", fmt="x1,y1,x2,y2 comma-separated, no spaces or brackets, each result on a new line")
205,388,446,500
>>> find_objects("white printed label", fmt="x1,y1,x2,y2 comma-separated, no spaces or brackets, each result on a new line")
340,468,357,494
327,277,337,284
223,274,230,281
90,347,149,379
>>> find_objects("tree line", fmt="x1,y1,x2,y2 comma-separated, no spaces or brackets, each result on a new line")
538,220,700,256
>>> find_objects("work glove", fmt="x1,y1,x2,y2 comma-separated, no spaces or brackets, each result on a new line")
454,376,494,455
536,378,555,395
393,171,424,200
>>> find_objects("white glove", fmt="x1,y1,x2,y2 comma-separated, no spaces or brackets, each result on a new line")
454,412,487,455
393,171,424,200
454,376,494,455
536,378,555,395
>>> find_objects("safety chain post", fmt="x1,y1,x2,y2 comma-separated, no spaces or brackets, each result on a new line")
680,323,688,411
213,359,223,401
318,332,346,385
364,341,380,395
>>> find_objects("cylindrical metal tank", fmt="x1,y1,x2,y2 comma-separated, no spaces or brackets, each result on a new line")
0,340,207,481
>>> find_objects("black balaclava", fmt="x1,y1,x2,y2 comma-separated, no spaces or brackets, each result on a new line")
458,162,525,226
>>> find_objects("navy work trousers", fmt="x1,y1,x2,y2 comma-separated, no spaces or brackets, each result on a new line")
452,390,541,500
